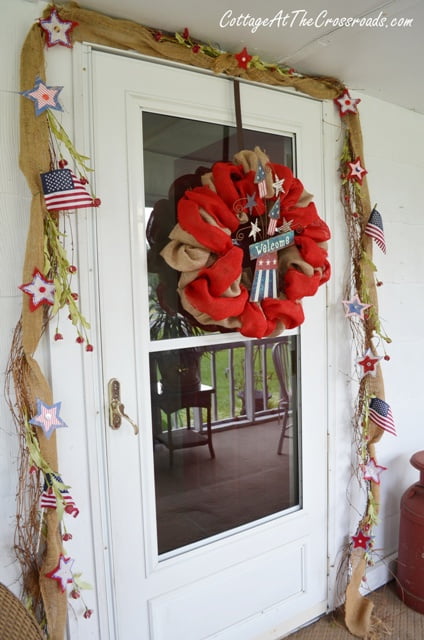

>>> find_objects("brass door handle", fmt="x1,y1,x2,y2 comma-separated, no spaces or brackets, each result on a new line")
108,378,139,435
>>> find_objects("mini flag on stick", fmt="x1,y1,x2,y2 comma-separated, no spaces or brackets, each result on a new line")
369,397,397,436
254,162,267,198
41,168,100,212
267,199,280,236
40,474,80,517
365,207,386,253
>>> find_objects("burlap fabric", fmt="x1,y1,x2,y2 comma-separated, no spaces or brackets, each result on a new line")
17,3,384,638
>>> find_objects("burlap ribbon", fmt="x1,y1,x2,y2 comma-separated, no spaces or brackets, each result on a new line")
17,3,383,637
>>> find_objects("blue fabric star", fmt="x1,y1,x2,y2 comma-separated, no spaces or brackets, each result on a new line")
21,76,63,116
29,399,68,439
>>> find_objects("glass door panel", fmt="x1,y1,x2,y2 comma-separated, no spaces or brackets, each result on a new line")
144,112,300,555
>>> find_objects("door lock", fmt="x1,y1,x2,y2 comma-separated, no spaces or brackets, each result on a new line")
108,378,139,435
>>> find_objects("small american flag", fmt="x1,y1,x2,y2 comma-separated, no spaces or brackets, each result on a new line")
254,162,267,198
365,207,386,253
267,199,280,236
41,168,98,212
369,397,397,436
40,476,79,517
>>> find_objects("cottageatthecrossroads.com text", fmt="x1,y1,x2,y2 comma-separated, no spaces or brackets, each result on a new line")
219,9,414,33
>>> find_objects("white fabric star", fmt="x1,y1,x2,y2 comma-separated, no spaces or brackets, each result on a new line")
335,89,361,115
46,555,74,592
272,174,285,196
39,8,77,48
19,269,55,311
362,457,387,484
348,157,367,184
249,219,261,241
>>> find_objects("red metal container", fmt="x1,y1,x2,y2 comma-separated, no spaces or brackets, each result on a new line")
397,450,424,613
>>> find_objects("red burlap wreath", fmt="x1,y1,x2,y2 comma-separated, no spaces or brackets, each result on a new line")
152,148,330,339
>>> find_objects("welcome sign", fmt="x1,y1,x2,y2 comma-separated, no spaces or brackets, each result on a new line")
249,230,294,260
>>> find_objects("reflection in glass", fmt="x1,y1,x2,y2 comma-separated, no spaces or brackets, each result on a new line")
143,112,301,555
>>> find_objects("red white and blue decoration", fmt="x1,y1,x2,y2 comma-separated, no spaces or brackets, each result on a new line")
369,397,397,436
351,529,372,550
365,207,386,253
272,174,285,197
356,349,383,379
45,555,75,592
362,457,387,484
254,161,267,198
21,76,63,116
40,474,80,517
29,399,68,439
19,268,55,311
41,168,100,211
334,89,361,116
39,8,78,48
342,294,371,319
347,157,368,184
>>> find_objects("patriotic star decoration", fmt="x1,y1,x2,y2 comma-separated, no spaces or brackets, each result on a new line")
29,399,68,440
235,47,252,69
362,457,387,484
245,193,257,215
19,268,55,311
352,530,371,550
342,295,372,319
20,76,63,116
334,89,361,116
249,219,261,241
277,217,294,233
356,349,383,378
272,174,285,197
39,8,78,48
347,157,368,184
45,555,74,592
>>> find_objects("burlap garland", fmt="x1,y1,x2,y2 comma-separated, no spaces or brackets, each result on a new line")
16,3,384,638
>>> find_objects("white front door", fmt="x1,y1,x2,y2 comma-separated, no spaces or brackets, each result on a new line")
72,46,328,640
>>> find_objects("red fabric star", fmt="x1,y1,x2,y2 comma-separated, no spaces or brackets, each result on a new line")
19,268,55,311
357,349,382,378
352,530,371,550
45,554,74,592
334,89,361,116
235,47,252,69
347,157,368,184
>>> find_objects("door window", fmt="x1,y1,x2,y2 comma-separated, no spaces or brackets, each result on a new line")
144,112,301,554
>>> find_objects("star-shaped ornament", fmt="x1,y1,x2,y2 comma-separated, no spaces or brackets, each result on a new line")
277,217,294,233
249,219,261,241
334,89,361,116
39,8,78,48
21,76,63,116
245,193,257,215
272,174,285,196
362,457,387,484
19,268,55,311
45,554,74,592
356,349,383,379
342,295,372,319
29,399,68,439
347,157,368,184
352,530,371,550
235,47,252,69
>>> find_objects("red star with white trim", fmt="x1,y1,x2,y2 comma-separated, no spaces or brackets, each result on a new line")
356,349,382,378
352,530,371,550
39,8,78,48
45,554,74,592
347,157,368,184
362,457,387,484
334,89,361,116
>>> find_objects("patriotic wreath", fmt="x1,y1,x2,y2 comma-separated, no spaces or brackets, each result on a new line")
148,148,331,338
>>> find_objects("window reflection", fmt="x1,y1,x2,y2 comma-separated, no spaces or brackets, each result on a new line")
143,112,300,555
